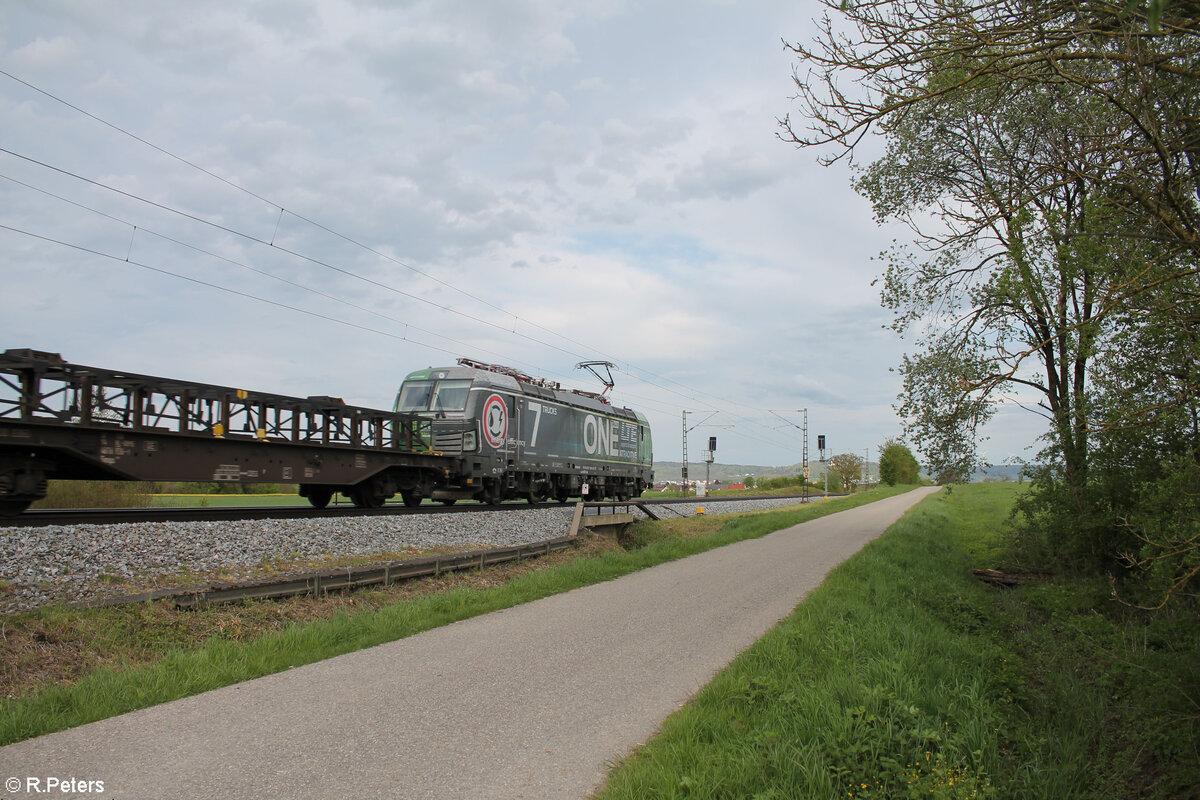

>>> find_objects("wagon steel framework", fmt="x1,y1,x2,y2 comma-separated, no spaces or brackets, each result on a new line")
0,348,455,515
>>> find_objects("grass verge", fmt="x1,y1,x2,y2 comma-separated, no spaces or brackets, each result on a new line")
596,483,1010,800
0,485,915,746
593,483,1200,799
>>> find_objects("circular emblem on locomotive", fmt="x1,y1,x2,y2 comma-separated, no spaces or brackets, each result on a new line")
481,394,508,448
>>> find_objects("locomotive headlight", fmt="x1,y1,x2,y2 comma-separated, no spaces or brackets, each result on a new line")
462,431,477,451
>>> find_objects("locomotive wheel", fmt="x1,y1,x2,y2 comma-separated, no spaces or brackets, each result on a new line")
400,491,422,508
305,488,334,509
478,478,501,506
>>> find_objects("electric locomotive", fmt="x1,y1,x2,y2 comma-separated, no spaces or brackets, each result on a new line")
393,359,653,505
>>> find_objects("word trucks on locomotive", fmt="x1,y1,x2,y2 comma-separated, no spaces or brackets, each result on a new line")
0,349,653,515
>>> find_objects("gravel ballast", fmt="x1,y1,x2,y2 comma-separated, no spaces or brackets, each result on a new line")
0,497,811,613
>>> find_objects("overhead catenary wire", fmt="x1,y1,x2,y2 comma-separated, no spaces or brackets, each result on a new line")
1,70,786,413
0,70,817,458
0,223,462,358
0,172,532,370
3,139,774,432
0,190,808,460
1,145,805,452
1,67,610,359
0,145,593,366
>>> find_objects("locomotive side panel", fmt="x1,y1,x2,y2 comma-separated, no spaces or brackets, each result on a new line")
514,397,645,471
395,363,653,503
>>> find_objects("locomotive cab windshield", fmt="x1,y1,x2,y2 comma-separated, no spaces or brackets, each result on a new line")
395,378,473,414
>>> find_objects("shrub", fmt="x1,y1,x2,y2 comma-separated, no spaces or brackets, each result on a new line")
31,481,153,509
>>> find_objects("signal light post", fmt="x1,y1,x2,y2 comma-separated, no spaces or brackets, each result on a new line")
681,411,689,494
702,436,716,497
682,411,718,496
821,438,831,496
770,409,810,502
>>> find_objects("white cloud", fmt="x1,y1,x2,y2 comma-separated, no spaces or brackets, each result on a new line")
8,35,80,70
675,148,780,201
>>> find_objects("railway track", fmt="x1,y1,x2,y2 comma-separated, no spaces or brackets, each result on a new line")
2,494,815,614
4,494,809,528
67,495,809,610
5,500,571,527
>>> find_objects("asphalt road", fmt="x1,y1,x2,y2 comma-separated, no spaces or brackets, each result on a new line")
0,487,940,799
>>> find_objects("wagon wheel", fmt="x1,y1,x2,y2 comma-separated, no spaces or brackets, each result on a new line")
400,491,423,508
0,498,32,517
305,487,334,509
350,484,387,508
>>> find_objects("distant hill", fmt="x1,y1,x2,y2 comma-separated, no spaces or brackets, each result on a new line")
652,460,1036,484
971,464,1034,482
652,460,1032,485
653,460,871,483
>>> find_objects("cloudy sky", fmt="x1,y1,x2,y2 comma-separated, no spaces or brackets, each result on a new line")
0,1,1045,469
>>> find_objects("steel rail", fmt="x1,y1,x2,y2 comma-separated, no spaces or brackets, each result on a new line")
5,500,574,527
6,493,812,528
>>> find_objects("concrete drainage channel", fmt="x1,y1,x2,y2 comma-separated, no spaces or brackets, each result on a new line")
75,536,579,610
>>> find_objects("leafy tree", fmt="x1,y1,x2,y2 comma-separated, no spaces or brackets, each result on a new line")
784,1,1200,259
1134,0,1175,32
1088,271,1200,595
829,453,865,491
893,344,993,484
783,0,1200,576
878,439,920,485
1119,454,1200,607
